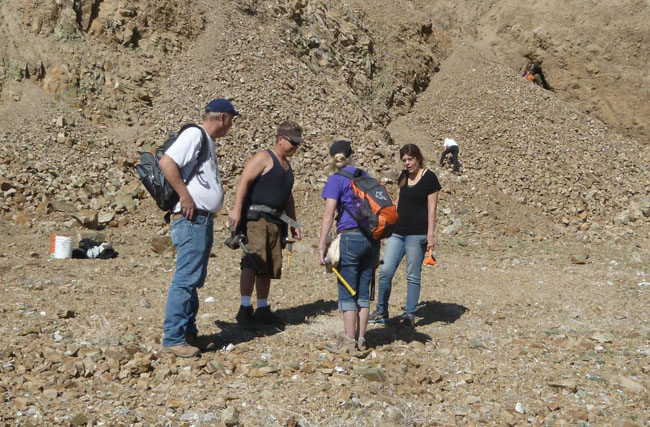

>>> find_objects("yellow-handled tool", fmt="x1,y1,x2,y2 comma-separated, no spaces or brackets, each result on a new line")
325,256,356,296
286,238,294,270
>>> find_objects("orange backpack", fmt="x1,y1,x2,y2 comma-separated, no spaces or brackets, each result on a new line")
336,169,398,240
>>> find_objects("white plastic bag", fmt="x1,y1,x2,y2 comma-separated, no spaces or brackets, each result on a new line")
326,233,341,268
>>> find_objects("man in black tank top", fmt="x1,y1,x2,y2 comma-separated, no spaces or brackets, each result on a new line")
229,121,303,328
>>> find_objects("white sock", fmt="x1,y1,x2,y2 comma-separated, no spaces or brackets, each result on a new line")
257,299,268,308
241,296,252,307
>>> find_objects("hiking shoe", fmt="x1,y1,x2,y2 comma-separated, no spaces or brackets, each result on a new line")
397,313,416,329
185,333,216,351
324,334,357,354
356,337,367,351
161,343,200,358
236,305,255,329
254,306,278,324
368,310,389,324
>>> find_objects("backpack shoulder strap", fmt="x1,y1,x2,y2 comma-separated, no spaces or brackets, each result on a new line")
335,169,353,180
178,124,209,184
334,167,364,180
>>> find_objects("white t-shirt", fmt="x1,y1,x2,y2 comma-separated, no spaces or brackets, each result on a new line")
443,138,458,149
164,126,224,214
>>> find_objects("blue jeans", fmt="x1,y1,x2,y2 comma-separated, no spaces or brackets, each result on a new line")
162,215,213,346
376,234,427,316
336,232,379,311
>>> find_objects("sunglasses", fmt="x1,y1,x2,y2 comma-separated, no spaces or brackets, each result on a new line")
284,136,300,147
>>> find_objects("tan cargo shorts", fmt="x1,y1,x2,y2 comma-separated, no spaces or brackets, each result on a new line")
241,217,283,279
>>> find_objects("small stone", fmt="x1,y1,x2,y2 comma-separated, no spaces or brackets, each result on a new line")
515,402,526,414
151,235,173,254
72,209,99,229
469,338,487,349
548,378,577,392
223,405,240,426
70,413,90,426
352,365,385,382
590,332,615,343
98,211,115,224
51,200,77,213
612,375,646,393
385,406,403,422
42,388,58,400
57,309,76,319
570,250,589,264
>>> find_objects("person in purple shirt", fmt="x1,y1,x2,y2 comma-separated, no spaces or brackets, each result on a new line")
318,140,380,353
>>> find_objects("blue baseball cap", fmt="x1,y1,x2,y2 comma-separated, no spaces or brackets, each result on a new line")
205,98,240,116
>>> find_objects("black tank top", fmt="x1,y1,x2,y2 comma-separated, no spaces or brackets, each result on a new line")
247,150,294,213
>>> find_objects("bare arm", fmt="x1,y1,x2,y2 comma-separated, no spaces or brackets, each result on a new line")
159,154,195,218
427,191,439,250
229,152,270,229
318,198,338,265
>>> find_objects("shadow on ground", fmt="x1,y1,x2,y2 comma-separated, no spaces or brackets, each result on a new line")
365,300,468,348
207,298,338,348
416,300,468,326
365,327,432,347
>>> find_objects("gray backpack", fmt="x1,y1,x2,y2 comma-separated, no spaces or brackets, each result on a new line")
136,124,208,213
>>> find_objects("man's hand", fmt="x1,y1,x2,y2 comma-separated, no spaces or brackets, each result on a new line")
179,193,196,219
229,210,241,230
291,227,302,241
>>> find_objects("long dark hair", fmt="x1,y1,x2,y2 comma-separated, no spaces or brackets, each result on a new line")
398,144,425,188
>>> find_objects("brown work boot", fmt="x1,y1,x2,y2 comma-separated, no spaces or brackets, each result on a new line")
161,343,200,358
185,334,217,351
325,334,357,354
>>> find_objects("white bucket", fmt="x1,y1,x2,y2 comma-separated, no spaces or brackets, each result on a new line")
49,235,73,259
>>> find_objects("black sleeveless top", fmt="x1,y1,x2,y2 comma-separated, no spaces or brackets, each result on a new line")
246,150,294,222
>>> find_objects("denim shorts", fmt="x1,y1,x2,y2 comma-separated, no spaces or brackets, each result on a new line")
336,231,379,311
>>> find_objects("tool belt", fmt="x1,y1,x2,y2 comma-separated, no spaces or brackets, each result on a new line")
247,204,300,229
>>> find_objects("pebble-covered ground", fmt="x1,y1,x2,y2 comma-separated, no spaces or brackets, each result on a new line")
1,219,648,425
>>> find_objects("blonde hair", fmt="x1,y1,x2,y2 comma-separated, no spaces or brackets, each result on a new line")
329,153,352,172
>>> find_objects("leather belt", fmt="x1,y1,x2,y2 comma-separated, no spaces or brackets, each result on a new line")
173,209,215,220
247,204,301,229
340,227,361,234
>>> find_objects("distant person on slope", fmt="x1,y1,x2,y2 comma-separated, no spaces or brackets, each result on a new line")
439,137,460,173
318,140,380,352
369,144,441,328
160,98,239,358
229,121,303,329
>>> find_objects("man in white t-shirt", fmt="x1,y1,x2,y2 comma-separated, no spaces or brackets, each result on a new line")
159,98,239,357
440,137,460,173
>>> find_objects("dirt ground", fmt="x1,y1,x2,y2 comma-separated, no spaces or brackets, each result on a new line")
1,214,648,425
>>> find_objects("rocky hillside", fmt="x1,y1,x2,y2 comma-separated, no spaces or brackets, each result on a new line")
0,0,648,241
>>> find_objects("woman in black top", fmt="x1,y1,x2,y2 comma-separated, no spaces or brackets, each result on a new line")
369,144,441,328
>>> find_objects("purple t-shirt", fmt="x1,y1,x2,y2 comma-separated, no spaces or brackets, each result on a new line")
321,166,363,233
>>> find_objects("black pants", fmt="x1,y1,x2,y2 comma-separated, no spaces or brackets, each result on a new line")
440,145,460,172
